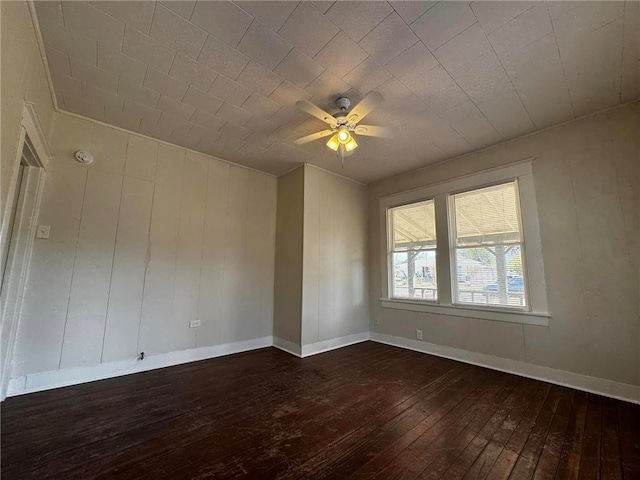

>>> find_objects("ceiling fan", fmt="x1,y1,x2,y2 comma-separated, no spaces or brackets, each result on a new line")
293,92,390,164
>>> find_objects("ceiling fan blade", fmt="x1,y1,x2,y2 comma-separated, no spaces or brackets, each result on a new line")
353,125,392,138
294,129,334,145
347,92,384,124
295,101,338,127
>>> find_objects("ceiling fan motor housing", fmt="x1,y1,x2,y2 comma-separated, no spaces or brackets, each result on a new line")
334,97,356,126
335,97,351,111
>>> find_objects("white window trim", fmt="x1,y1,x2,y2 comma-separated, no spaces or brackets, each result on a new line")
378,159,550,327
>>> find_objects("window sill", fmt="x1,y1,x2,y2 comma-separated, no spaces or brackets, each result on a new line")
380,298,550,326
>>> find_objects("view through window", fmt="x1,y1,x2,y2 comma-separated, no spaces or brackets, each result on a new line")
451,181,526,308
387,181,528,310
389,200,437,301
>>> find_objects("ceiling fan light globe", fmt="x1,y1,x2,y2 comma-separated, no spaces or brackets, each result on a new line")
326,134,340,151
345,136,358,152
337,126,350,143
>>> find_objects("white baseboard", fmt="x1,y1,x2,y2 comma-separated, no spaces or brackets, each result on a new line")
370,332,640,405
7,336,273,397
7,332,369,397
301,332,369,357
273,332,370,358
273,336,302,357
9,332,638,405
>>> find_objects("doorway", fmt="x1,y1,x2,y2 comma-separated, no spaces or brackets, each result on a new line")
1,133,46,399
1,159,27,293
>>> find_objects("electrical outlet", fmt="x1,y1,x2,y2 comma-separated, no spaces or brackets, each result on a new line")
189,320,202,328
373,316,379,325
416,329,423,341
36,225,50,239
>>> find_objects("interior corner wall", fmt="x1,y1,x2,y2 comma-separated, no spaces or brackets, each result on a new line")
369,102,640,390
302,165,369,350
273,165,370,356
10,112,277,387
0,0,55,221
273,167,305,354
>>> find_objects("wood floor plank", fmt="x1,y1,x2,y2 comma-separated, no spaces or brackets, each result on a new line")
531,388,575,480
599,398,622,480
508,385,567,479
617,401,640,480
303,364,482,479
434,378,539,480
577,395,602,479
1,342,638,480
483,382,554,480
554,391,589,479
458,381,542,480
347,369,495,479
372,371,512,479
277,361,468,478
417,376,526,479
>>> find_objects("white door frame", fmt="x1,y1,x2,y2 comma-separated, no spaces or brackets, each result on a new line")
0,102,51,400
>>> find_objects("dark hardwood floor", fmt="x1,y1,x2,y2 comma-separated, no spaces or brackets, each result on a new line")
2,342,639,479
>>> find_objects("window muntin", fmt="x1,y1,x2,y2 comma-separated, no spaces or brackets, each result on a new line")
450,181,527,309
389,200,437,301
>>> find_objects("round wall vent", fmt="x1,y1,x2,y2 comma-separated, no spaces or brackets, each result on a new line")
74,150,94,165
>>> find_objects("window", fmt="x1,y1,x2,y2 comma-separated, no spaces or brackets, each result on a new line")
379,160,549,326
450,182,526,309
389,200,437,301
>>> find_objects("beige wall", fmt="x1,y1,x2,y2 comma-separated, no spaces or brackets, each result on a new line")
11,112,277,377
369,103,639,387
273,164,369,352
302,165,369,346
0,0,55,220
273,167,304,349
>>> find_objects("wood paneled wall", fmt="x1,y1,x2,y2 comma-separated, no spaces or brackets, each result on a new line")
302,166,369,346
273,167,304,348
273,165,369,353
11,113,277,377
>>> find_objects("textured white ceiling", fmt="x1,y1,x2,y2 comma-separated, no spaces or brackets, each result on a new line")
36,1,639,183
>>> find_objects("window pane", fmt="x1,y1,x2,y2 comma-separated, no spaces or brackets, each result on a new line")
452,182,521,246
391,200,436,251
392,251,437,300
455,245,526,308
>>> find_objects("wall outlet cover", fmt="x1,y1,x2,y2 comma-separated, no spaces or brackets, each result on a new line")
416,329,423,340
36,225,51,239
189,320,202,328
